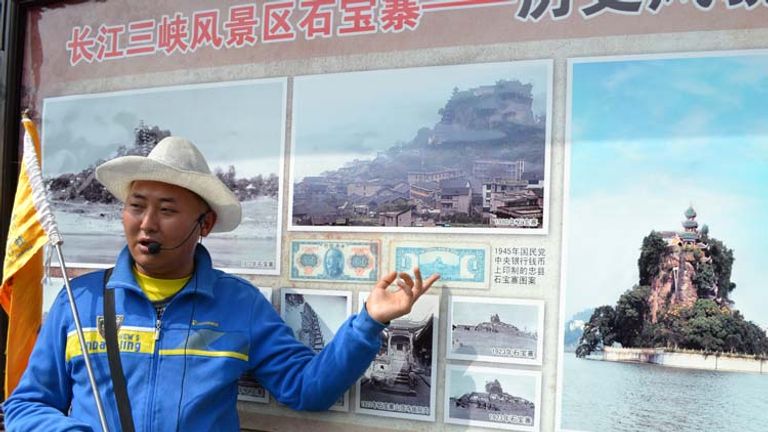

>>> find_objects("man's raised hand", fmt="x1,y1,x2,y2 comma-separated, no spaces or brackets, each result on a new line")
365,268,440,324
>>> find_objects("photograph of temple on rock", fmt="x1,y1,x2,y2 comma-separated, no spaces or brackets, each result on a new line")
289,61,552,234
445,365,541,432
559,52,768,432
449,297,543,365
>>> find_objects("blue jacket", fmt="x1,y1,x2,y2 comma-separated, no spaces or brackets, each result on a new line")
4,245,385,431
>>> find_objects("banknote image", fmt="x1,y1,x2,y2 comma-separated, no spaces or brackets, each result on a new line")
448,296,544,365
391,242,490,289
356,293,439,422
237,287,272,404
445,365,541,432
281,288,352,411
290,240,379,283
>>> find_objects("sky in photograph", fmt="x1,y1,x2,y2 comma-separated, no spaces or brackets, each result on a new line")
42,277,63,317
453,300,540,332
565,52,768,328
292,60,551,181
41,79,286,178
283,292,349,333
448,368,537,402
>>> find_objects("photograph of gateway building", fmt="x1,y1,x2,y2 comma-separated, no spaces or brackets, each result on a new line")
357,295,438,421
290,61,551,232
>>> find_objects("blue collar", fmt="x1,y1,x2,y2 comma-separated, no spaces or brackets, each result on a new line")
107,244,217,300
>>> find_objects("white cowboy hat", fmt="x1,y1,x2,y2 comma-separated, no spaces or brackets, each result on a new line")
95,136,242,232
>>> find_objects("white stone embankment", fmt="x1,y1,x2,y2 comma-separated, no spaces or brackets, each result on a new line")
602,347,767,374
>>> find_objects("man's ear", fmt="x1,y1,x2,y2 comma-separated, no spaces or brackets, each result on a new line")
200,211,217,237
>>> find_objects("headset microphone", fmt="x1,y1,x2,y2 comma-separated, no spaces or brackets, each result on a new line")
146,213,207,255
147,242,162,255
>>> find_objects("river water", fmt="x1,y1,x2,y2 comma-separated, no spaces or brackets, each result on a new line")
50,197,279,273
561,353,768,431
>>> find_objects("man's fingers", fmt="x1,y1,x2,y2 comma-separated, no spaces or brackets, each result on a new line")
423,274,440,291
413,267,440,291
413,267,423,286
375,271,398,290
397,272,415,297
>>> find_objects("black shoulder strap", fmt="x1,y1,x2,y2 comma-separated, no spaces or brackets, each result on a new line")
103,267,136,432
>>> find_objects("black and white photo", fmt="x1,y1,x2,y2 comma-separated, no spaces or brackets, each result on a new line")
41,79,287,274
449,297,544,365
238,287,273,404
445,365,541,432
280,288,352,411
356,293,438,421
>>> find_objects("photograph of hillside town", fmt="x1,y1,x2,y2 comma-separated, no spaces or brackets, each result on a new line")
40,80,286,273
560,53,768,432
290,61,551,232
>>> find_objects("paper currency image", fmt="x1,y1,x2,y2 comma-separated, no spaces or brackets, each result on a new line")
392,242,490,289
449,297,544,365
356,294,439,422
290,240,379,283
280,288,352,411
289,61,552,234
238,287,273,404
41,79,287,274
445,365,541,432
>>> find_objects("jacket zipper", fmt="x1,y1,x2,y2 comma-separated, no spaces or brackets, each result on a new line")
154,319,162,340
144,282,194,430
145,307,162,429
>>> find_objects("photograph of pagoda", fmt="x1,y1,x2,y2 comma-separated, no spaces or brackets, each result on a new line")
559,52,768,432
289,61,552,234
280,289,352,411
237,287,273,404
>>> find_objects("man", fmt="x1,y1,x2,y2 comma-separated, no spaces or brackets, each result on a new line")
323,247,344,279
4,137,439,431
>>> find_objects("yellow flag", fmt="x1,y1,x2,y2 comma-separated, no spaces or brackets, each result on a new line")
1,116,54,397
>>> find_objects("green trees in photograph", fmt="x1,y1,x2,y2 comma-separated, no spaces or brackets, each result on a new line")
576,231,768,357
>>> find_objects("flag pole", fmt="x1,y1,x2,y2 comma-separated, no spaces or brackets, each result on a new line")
20,113,110,432
52,244,110,432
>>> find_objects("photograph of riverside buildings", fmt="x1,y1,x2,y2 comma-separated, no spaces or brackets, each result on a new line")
290,61,552,233
40,79,286,273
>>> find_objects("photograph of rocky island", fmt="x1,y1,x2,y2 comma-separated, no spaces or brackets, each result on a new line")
449,297,543,365
445,365,541,431
560,52,768,432
290,61,551,233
